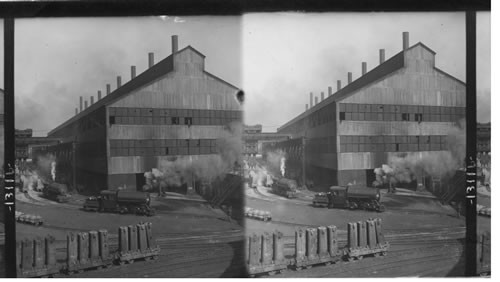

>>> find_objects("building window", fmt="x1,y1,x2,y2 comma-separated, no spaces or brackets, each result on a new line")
172,117,179,125
109,116,116,125
340,112,346,121
402,113,410,121
415,113,423,122
185,117,193,126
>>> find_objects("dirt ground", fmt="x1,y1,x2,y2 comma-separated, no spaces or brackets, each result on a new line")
245,182,488,277
10,189,246,278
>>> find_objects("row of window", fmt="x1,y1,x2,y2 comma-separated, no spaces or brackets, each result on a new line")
339,112,464,122
110,146,218,157
109,138,220,157
339,103,466,115
110,138,219,148
109,116,240,126
340,143,447,153
340,135,447,144
109,107,242,119
280,104,466,132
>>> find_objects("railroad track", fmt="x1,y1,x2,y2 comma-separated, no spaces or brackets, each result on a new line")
71,242,246,278
277,241,465,277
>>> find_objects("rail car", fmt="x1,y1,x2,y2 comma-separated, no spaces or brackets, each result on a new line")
83,190,155,216
43,182,70,203
271,178,298,198
313,184,385,212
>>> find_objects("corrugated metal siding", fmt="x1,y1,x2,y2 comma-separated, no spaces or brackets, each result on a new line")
342,46,465,106
108,125,230,140
109,154,220,174
111,64,240,111
338,121,461,136
339,150,453,170
305,152,337,170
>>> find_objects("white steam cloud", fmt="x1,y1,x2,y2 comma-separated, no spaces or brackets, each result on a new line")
373,120,466,187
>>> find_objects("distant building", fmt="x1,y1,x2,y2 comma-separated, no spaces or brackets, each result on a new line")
242,124,290,156
15,129,61,160
44,35,242,192
273,32,466,190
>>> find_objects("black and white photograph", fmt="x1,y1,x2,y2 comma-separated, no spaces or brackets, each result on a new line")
9,16,246,278
242,12,490,277
0,4,493,279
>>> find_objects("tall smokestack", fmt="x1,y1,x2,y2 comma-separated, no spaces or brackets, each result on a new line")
362,62,367,75
310,92,313,108
306,104,309,111
337,80,341,91
315,96,318,105
131,66,136,79
148,52,154,68
97,90,102,100
75,108,78,115
321,92,325,101
90,96,94,105
106,84,111,95
84,100,88,109
172,35,178,53
379,49,385,64
403,32,409,50
117,76,122,88
328,86,332,96
347,72,352,84
79,96,83,112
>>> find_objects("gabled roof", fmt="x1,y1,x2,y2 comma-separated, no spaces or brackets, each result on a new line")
279,49,405,131
278,42,465,132
49,45,239,136
49,52,175,136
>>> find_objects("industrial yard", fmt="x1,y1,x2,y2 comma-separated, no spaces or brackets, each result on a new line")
242,25,490,277
13,185,245,277
244,159,489,277
9,25,247,277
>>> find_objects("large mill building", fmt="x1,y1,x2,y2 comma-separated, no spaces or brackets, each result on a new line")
45,35,242,192
273,32,466,190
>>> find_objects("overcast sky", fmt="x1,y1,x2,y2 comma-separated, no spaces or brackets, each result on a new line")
3,16,241,136
243,12,491,131
0,13,492,135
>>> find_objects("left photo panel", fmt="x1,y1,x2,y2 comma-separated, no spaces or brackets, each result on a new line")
0,18,5,278
8,17,245,278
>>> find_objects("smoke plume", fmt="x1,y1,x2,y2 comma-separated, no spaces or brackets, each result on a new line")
143,121,243,191
266,150,286,178
35,154,57,181
373,120,466,187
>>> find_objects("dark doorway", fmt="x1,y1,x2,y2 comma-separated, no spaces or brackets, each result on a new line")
366,169,376,187
136,173,146,191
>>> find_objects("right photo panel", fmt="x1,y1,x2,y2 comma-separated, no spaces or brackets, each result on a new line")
242,12,489,277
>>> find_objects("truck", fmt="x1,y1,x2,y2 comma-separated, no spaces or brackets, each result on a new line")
83,190,155,216
43,182,70,203
271,178,298,198
313,185,385,212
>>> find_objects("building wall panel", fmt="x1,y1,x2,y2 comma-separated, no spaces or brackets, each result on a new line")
108,154,220,174
339,121,460,136
305,153,338,170
339,150,452,170
108,125,229,140
112,73,240,111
